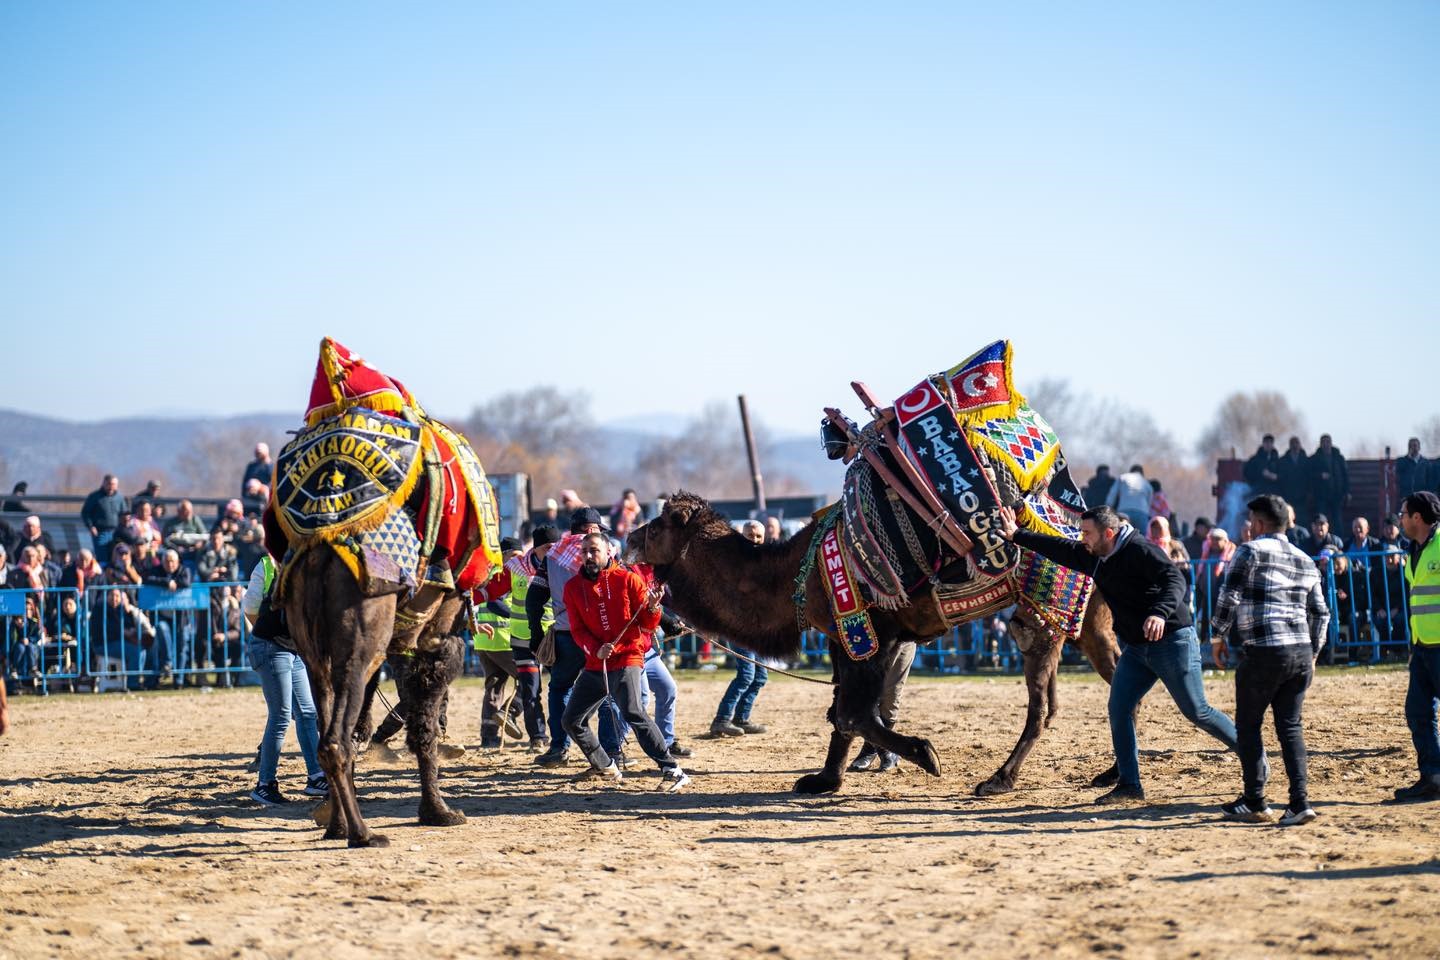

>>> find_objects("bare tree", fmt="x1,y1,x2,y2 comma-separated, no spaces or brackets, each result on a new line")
175,426,270,498
463,387,618,505
1195,392,1306,461
634,402,777,499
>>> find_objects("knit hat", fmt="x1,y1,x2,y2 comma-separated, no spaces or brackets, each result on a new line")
500,536,521,553
569,507,605,533
531,525,562,547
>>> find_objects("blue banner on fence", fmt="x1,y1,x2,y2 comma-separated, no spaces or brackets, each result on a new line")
0,590,34,616
137,585,211,611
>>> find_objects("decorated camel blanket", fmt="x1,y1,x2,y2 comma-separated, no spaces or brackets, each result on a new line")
820,340,1094,658
267,337,501,598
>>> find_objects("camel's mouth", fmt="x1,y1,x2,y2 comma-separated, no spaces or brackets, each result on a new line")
622,523,648,563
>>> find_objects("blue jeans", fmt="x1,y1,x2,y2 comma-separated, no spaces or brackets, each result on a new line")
546,631,586,751
1405,645,1440,777
600,653,678,753
1108,626,1238,787
716,650,768,722
247,637,322,784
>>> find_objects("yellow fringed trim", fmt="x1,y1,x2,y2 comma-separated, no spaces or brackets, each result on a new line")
273,434,424,546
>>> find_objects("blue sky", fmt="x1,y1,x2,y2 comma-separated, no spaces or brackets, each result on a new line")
2,2,1436,452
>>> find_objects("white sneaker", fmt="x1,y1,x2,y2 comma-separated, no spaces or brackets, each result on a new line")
660,767,690,793
1277,805,1317,827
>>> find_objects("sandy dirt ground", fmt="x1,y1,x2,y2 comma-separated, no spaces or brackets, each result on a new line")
1,667,1438,959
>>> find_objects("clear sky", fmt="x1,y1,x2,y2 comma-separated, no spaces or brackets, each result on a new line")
2,2,1436,452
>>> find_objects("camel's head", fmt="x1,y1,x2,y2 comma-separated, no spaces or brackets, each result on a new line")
625,490,724,567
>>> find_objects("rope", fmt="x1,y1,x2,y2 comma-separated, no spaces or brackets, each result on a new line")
664,616,834,686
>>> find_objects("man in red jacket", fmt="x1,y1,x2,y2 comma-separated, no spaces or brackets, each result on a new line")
560,533,689,792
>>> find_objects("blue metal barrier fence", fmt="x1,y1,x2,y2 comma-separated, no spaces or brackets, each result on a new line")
3,582,256,694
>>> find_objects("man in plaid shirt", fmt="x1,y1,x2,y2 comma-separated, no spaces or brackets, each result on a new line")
1211,493,1329,827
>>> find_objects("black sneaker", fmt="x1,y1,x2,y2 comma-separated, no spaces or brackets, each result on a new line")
667,741,693,758
302,775,330,798
1220,796,1273,823
1094,783,1146,805
1277,804,1317,827
250,782,290,806
1394,775,1440,802
534,747,570,767
502,715,525,740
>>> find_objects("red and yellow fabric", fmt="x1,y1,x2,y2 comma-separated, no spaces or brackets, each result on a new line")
305,336,424,427
416,420,503,594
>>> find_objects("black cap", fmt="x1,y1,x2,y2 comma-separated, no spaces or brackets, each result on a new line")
500,536,521,553
1194,516,1212,528
531,524,562,547
1403,491,1440,525
1311,513,1329,526
569,507,605,533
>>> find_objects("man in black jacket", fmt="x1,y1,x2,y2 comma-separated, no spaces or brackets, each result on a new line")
1308,435,1350,529
998,504,1239,803
1277,436,1310,517
1397,438,1432,499
1243,435,1282,495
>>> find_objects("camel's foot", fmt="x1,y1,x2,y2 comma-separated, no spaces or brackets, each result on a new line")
366,740,405,765
912,738,942,777
349,832,390,849
1090,763,1120,788
311,798,334,828
793,772,842,795
974,773,1015,797
418,804,466,827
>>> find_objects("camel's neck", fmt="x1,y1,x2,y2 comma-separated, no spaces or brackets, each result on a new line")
658,520,821,658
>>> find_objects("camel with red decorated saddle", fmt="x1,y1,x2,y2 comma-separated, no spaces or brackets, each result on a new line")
627,341,1122,796
263,338,503,847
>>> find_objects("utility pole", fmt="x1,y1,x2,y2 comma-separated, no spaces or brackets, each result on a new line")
737,394,766,514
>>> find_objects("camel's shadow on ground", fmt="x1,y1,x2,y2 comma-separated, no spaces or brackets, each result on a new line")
0,749,1410,865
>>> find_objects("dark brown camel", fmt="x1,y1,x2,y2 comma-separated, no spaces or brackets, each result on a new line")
627,491,1121,796
285,546,469,847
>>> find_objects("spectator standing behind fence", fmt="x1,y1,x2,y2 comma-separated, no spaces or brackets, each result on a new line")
242,443,273,497
132,480,162,516
1183,516,1212,562
143,550,193,685
1277,437,1310,515
1397,439,1432,499
242,553,328,806
711,520,771,738
13,516,53,559
163,500,208,564
88,586,156,690
1148,479,1172,526
198,529,238,583
2,482,27,514
1244,435,1283,496
609,489,643,545
1210,494,1328,827
1105,465,1151,530
997,504,1240,804
59,549,102,592
1308,435,1350,529
1395,492,1440,802
1083,465,1115,512
81,475,128,562
104,543,143,587
127,501,162,549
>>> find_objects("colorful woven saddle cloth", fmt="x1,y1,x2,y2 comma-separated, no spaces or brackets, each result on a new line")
890,340,1074,557
268,337,502,598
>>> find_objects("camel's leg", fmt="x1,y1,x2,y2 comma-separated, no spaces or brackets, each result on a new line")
976,631,1063,797
847,713,942,776
795,727,858,795
322,645,389,848
352,670,381,750
309,666,349,840
405,625,466,827
1076,598,1123,788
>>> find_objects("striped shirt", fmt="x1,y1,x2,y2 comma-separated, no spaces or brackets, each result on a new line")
1211,533,1330,651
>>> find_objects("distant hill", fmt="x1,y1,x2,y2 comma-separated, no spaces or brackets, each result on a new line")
0,408,844,501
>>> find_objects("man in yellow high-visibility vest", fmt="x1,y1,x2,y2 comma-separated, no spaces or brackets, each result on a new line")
1397,491,1440,802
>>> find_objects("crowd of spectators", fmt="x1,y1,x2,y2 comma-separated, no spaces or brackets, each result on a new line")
1,444,275,693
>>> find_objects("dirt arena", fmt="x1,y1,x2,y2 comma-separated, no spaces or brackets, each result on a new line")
2,667,1437,959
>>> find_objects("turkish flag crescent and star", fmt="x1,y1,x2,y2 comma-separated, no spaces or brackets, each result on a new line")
945,340,1010,413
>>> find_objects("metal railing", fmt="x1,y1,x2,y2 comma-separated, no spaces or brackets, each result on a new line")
3,582,257,694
